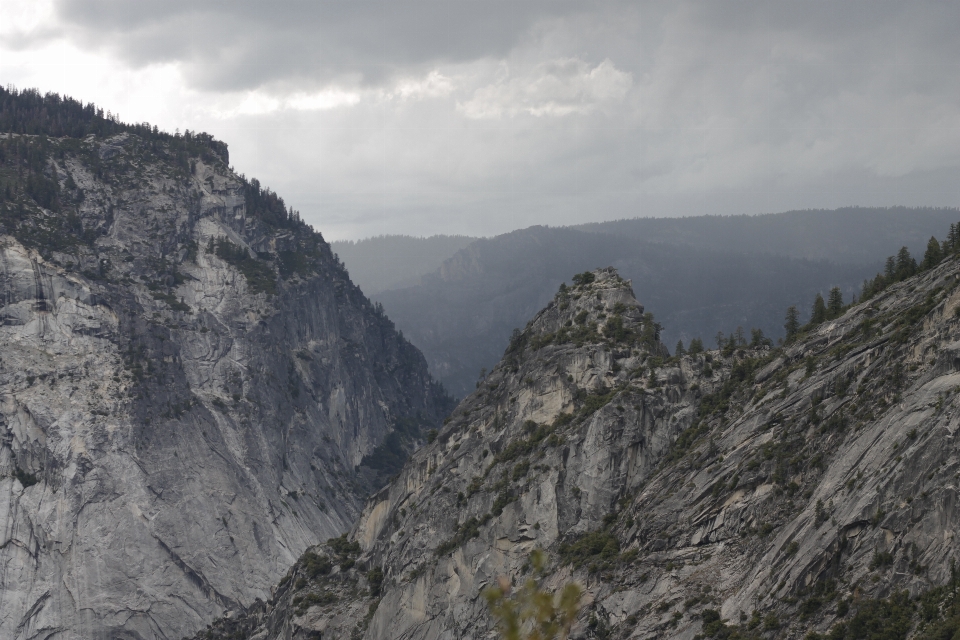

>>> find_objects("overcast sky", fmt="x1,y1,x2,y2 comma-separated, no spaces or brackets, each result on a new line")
2,0,959,240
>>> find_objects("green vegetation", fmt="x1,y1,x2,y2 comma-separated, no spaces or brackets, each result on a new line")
301,550,333,578
782,223,959,341
688,337,705,355
244,177,304,230
0,135,94,253
571,271,596,286
484,550,583,640
292,590,336,615
435,515,489,556
327,534,361,570
558,529,621,574
209,237,277,295
359,415,435,478
575,387,618,419
0,86,228,164
695,548,960,640
366,567,384,596
493,420,563,466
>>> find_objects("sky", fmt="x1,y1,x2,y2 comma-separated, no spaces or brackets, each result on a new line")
2,0,960,241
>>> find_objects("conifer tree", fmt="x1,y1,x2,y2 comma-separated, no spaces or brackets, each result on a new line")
884,256,896,281
723,333,737,356
895,246,917,281
675,340,685,357
811,293,827,325
784,306,800,342
948,223,960,254
688,338,704,355
827,286,844,319
750,328,771,348
922,236,943,270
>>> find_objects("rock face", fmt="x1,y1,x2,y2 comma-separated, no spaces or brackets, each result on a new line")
207,259,960,639
0,128,451,639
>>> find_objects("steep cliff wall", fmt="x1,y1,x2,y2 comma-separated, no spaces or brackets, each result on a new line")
0,128,451,639
207,258,960,640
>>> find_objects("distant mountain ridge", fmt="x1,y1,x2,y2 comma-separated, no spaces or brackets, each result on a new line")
335,208,960,398
372,226,874,397
331,234,477,294
573,207,960,264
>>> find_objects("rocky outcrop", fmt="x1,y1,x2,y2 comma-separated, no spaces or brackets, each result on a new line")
206,258,960,639
0,130,451,639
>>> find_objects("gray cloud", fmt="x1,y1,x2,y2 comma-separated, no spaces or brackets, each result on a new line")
5,0,960,240
50,0,597,90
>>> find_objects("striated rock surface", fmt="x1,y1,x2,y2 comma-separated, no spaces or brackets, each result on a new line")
0,125,451,639
206,259,960,639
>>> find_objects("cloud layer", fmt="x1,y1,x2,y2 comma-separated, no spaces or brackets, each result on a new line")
2,0,960,239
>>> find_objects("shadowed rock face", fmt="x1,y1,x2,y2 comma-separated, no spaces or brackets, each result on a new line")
203,260,960,639
0,132,451,639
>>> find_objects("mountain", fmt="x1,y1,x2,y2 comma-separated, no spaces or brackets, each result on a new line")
330,234,477,295
203,256,960,639
0,88,452,639
574,207,960,265
373,225,874,397
330,208,957,399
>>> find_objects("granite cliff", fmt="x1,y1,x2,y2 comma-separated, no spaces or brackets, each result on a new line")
203,257,960,639
0,91,451,640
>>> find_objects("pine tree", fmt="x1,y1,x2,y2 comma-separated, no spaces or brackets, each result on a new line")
731,326,743,346
921,236,943,270
688,338,704,355
715,331,725,349
784,306,800,342
827,286,844,319
884,256,896,282
675,340,685,357
723,333,737,356
811,293,827,325
895,246,917,281
750,328,770,348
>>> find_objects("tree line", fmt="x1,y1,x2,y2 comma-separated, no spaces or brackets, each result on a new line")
673,225,959,355
0,85,229,165
783,226,959,343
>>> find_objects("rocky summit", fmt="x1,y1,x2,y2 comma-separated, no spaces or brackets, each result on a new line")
200,259,960,640
0,106,451,640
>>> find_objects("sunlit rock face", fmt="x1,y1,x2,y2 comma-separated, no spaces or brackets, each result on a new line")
0,131,451,640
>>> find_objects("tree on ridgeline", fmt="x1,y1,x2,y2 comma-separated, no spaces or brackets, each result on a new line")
884,256,896,281
895,246,917,281
688,338,704,355
784,306,801,343
922,236,944,270
810,293,827,325
750,328,771,348
827,286,844,320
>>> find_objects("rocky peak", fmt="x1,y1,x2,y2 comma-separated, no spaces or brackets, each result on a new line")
200,253,960,640
532,267,643,330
